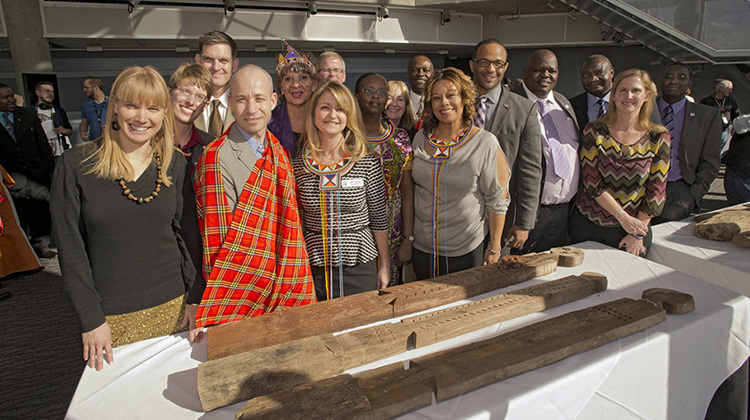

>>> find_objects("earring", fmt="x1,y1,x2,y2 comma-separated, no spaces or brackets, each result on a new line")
111,115,120,131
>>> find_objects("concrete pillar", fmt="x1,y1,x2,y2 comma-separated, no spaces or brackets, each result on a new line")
483,14,500,41
1,0,52,98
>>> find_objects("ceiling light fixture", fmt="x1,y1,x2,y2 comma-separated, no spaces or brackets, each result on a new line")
440,10,451,26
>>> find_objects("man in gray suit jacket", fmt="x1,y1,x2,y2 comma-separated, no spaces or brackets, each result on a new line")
653,64,722,223
512,50,580,253
470,39,543,252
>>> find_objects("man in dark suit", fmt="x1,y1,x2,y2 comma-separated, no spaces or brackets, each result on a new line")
0,83,56,258
469,39,542,252
653,64,722,223
568,54,614,131
511,49,580,253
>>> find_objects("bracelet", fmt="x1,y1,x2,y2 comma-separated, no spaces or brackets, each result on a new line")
613,209,625,218
486,245,501,255
629,234,644,240
403,235,415,242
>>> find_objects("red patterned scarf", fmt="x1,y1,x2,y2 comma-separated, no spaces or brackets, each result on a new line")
193,127,316,327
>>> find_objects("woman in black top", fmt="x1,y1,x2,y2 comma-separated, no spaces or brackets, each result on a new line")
51,66,200,371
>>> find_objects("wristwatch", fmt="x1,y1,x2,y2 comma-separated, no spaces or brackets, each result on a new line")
403,235,415,242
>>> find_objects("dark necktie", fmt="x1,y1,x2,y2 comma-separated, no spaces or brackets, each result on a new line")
596,99,607,119
475,95,488,129
662,105,675,137
208,99,223,138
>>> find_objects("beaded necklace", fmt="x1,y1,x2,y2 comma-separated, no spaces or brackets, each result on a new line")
303,145,354,299
118,150,161,204
427,121,473,277
366,119,394,159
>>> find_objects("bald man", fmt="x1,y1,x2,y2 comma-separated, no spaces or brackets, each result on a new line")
512,49,580,253
569,54,615,130
192,65,316,329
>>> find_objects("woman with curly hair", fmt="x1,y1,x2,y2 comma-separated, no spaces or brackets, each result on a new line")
410,68,510,280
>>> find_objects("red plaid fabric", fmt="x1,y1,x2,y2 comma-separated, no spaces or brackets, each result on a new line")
194,127,316,327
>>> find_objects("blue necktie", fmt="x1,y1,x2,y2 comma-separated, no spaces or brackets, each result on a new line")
661,105,675,138
2,112,15,141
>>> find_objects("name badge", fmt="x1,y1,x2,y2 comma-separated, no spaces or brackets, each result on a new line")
342,178,364,188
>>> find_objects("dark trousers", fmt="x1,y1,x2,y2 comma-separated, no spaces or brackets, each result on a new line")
724,168,750,206
653,180,696,224
11,196,51,252
514,202,570,255
568,207,653,257
311,258,377,301
411,241,484,281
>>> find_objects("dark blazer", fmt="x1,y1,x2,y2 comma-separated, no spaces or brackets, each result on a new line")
0,107,55,186
656,98,722,202
483,86,543,232
27,104,73,151
569,92,590,130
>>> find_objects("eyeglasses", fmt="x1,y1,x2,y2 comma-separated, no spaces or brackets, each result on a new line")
172,87,208,104
473,59,507,69
318,68,344,74
362,88,388,97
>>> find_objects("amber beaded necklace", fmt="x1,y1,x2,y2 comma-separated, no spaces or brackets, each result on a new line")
118,150,162,204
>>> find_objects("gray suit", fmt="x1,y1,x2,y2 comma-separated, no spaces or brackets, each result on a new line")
484,86,543,234
218,123,260,212
654,99,722,222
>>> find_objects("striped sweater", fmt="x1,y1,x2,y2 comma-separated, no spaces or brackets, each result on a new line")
576,122,670,227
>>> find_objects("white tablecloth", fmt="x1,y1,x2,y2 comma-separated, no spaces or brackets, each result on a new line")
649,217,750,297
65,242,750,420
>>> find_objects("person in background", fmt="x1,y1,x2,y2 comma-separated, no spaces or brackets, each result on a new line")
355,73,414,284
268,40,318,156
80,76,108,142
194,30,238,138
653,64,721,223
168,63,214,171
700,79,740,131
569,69,670,257
51,66,202,370
407,55,434,118
29,81,72,157
411,68,510,280
724,114,750,205
569,54,615,131
294,81,390,300
386,80,418,140
316,51,347,84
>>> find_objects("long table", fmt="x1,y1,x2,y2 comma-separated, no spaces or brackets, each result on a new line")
65,241,750,419
649,209,750,297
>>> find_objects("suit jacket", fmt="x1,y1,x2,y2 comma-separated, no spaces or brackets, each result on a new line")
657,98,722,202
218,123,260,212
195,101,235,137
27,104,73,151
484,87,543,231
568,91,662,133
0,107,55,186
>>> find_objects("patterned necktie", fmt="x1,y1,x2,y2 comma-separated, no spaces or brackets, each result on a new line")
597,98,607,119
208,99,223,138
537,100,571,180
474,95,488,129
2,112,15,141
662,105,675,138
416,98,424,120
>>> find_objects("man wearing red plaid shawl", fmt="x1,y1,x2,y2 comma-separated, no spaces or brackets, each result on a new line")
190,65,315,336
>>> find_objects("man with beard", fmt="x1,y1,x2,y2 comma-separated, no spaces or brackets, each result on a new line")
469,39,542,253
653,64,721,223
569,54,615,131
192,65,316,329
407,55,434,118
194,30,239,138
28,81,72,157
80,76,108,142
512,49,580,253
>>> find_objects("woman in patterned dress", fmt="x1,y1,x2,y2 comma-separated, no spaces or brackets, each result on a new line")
355,73,414,284
569,69,670,256
293,81,390,301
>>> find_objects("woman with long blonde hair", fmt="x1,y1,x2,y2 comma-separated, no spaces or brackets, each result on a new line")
570,69,670,256
293,81,389,301
51,66,201,371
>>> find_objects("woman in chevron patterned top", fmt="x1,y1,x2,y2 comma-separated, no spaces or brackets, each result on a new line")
569,69,670,257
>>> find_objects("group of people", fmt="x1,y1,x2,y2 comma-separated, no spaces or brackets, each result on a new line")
0,29,737,370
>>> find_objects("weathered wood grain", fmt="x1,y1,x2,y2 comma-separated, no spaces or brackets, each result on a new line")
642,288,695,314
198,273,606,411
550,246,585,267
206,252,560,360
235,297,667,419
